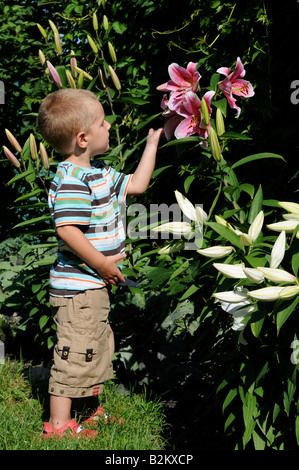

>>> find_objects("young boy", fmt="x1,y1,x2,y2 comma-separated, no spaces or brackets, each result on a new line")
38,88,163,438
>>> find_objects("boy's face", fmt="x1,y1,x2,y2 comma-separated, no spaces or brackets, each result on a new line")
86,101,111,157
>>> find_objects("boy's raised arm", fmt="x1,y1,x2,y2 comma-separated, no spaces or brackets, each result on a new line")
128,128,163,195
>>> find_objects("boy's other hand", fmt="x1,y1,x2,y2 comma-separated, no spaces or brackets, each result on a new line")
96,253,126,285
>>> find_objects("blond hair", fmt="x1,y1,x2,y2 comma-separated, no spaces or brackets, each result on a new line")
38,89,99,155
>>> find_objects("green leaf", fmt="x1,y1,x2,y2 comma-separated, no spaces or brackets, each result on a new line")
14,188,44,202
161,136,203,148
248,185,263,224
206,222,245,250
7,169,35,185
212,96,226,115
179,284,199,301
114,96,149,105
292,251,299,277
221,131,252,140
39,315,48,331
276,296,299,333
13,214,51,229
222,388,238,413
231,153,285,170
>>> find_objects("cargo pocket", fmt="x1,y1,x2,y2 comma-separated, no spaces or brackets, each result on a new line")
53,329,112,388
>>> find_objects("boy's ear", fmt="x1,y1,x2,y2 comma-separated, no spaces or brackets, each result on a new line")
76,131,88,149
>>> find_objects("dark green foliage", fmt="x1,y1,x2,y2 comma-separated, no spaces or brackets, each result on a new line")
1,0,298,450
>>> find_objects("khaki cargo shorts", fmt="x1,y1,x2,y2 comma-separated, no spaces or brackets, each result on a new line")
48,287,114,398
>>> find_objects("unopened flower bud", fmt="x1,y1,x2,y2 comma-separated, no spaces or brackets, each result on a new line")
87,35,98,54
3,146,21,168
108,65,121,91
201,96,210,127
208,126,222,162
66,69,76,89
37,23,47,39
74,66,93,81
278,201,299,215
98,68,106,88
47,61,63,88
39,142,50,170
108,42,117,63
54,31,62,55
76,70,83,89
52,33,62,57
29,134,38,161
39,49,46,67
197,245,234,258
93,12,98,31
5,129,22,153
279,285,299,300
70,51,77,78
216,108,225,136
103,15,109,31
49,20,59,35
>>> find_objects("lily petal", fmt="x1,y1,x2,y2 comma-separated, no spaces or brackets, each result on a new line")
248,210,264,242
214,290,249,303
270,231,286,269
152,221,192,236
174,190,197,221
243,267,265,283
279,285,299,299
257,267,297,284
278,201,299,215
267,220,299,233
197,246,234,258
213,263,246,279
248,286,284,301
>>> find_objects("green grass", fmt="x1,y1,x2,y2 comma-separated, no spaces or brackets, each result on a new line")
0,360,169,450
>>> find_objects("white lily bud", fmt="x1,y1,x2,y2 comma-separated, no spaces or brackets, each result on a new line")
257,267,297,284
243,267,264,283
214,290,249,303
248,210,264,243
267,220,299,233
278,201,299,215
215,215,235,232
174,190,197,221
239,232,253,246
248,286,284,301
213,263,246,279
279,285,299,299
152,221,192,236
197,246,234,258
158,241,184,254
195,206,208,226
270,231,285,269
282,213,299,220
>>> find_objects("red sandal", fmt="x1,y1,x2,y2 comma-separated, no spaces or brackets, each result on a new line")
84,405,123,425
43,419,98,439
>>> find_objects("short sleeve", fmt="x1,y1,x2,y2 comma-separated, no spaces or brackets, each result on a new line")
53,176,92,228
108,167,133,204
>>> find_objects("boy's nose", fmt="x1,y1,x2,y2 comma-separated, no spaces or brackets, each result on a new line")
105,120,111,130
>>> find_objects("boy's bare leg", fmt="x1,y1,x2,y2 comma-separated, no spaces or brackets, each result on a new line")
48,395,72,429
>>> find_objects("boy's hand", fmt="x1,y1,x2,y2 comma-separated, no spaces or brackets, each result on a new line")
146,128,164,147
96,253,126,286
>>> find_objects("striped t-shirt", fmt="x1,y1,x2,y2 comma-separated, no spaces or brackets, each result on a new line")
48,161,132,297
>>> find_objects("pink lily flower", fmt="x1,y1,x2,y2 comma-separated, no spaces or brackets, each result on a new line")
174,90,215,143
47,61,63,88
160,94,185,140
217,57,254,117
157,62,200,111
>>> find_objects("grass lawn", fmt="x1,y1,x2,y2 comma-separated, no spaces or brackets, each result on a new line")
0,360,168,450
